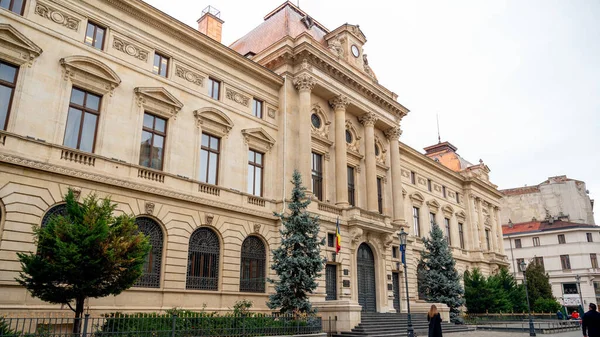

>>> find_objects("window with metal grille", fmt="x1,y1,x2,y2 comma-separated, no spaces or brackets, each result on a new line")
560,255,571,270
199,133,220,184
153,52,168,77
186,227,220,290
207,78,220,100
327,233,335,248
347,166,355,206
0,0,25,15
84,21,105,50
240,236,266,293
515,238,522,248
458,223,465,249
533,237,540,246
247,150,264,196
413,207,420,237
591,253,598,269
587,233,593,242
445,218,451,246
534,256,544,270
558,234,566,244
133,217,163,288
41,204,68,228
485,229,490,250
63,88,101,153
311,152,323,201
325,264,337,301
376,177,383,214
252,98,263,119
139,113,166,170
0,61,18,131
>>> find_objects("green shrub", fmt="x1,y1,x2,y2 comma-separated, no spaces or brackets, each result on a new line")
533,298,561,313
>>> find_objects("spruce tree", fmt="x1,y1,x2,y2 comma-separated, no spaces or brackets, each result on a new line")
16,190,150,334
524,262,555,305
419,223,464,323
268,170,324,314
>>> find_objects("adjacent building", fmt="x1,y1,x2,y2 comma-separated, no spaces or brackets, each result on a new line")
0,0,507,330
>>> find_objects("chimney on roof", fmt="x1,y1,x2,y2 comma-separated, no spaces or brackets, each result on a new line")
197,6,224,43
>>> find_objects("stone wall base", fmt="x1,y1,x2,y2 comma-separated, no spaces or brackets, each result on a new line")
313,301,362,333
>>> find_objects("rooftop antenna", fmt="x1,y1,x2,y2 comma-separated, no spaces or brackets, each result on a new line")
436,113,441,143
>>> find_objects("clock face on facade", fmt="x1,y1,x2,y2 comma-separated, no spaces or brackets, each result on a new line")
351,45,360,58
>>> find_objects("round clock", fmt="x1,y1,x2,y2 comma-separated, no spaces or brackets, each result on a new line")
351,45,360,58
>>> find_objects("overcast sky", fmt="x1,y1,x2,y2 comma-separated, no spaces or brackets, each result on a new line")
143,0,600,223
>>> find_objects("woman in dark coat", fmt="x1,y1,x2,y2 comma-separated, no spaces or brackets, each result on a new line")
427,304,443,337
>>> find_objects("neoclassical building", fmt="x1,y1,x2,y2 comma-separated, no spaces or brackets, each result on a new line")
0,0,507,331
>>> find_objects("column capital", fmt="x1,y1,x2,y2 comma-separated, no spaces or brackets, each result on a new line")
329,95,349,110
384,126,402,141
359,112,378,127
293,73,316,92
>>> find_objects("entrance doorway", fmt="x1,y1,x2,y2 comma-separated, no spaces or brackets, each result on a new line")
392,271,400,312
357,243,376,312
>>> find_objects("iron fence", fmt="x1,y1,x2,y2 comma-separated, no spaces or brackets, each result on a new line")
0,313,322,337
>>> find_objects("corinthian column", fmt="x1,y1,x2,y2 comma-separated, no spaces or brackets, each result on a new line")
476,198,486,251
360,112,378,212
385,126,405,224
293,74,316,191
329,95,349,206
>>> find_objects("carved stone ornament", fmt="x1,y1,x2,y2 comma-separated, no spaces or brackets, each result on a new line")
175,65,204,86
134,87,183,119
328,35,345,58
382,233,394,249
384,127,402,141
293,73,316,92
60,56,121,96
434,185,442,192
359,112,378,127
253,223,261,233
144,201,155,215
374,136,388,166
205,213,214,226
35,2,80,31
193,107,234,137
345,120,361,153
267,108,276,118
0,24,43,68
401,170,410,178
112,36,149,61
300,58,313,71
311,103,331,139
329,95,349,110
225,88,249,106
241,127,276,153
69,187,81,201
350,227,363,244
417,177,426,185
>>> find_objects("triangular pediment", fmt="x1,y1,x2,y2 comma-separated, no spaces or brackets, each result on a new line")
134,87,182,110
242,127,276,153
442,204,454,216
427,199,440,210
409,192,424,203
455,211,467,220
194,107,234,136
0,24,43,56
61,56,120,85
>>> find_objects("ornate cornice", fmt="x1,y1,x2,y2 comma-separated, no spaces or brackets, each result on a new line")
359,112,378,127
329,95,349,110
384,127,402,141
293,73,316,92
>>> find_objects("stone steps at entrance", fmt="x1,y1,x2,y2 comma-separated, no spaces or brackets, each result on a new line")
332,312,474,337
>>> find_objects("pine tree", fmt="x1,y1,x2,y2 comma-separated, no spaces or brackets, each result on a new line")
16,190,150,334
267,170,325,314
419,223,465,323
524,262,555,305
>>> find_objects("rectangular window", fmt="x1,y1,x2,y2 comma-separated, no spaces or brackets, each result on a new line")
199,133,220,184
139,113,166,170
427,179,432,192
442,186,447,198
445,218,451,245
252,98,263,119
347,166,355,206
456,193,460,203
458,223,465,249
392,246,398,259
327,233,335,248
563,283,578,294
377,177,383,214
325,264,337,301
560,255,571,270
63,88,101,153
429,212,436,227
84,21,106,50
533,237,540,247
591,253,598,269
207,77,220,100
153,52,168,77
485,229,490,250
558,234,566,244
534,256,544,270
410,171,416,184
0,0,25,15
247,150,263,196
0,61,18,131
587,233,593,242
311,152,323,201
413,207,420,237
514,238,522,248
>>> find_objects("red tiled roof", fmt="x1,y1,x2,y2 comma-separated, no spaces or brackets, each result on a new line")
502,220,598,235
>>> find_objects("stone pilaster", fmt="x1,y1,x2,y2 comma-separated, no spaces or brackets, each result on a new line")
329,95,349,206
385,126,405,225
476,197,486,251
293,74,316,192
495,206,505,254
359,112,378,212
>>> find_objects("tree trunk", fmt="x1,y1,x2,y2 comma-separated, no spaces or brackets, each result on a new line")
72,296,85,335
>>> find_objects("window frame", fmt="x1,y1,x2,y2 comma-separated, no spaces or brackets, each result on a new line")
247,149,264,197
153,52,169,77
0,60,19,131
325,263,337,301
132,217,164,289
442,185,447,198
311,152,323,201
199,132,221,185
376,176,383,214
207,77,221,100
413,206,420,237
186,227,220,291
139,112,167,171
84,21,106,50
458,222,465,249
347,166,355,207
558,234,566,244
445,218,451,245
252,98,263,119
587,233,593,242
427,179,432,192
239,236,266,293
392,246,398,259
429,212,436,227
591,253,598,269
63,87,102,153
327,233,335,248
515,238,522,249
560,254,571,270
0,0,25,15
532,237,540,247
410,171,416,185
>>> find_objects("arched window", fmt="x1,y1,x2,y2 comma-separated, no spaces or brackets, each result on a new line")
133,217,163,288
186,227,219,290
239,236,266,293
41,204,68,227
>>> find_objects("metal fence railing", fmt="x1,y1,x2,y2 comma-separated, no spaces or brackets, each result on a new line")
0,313,323,337
464,312,558,322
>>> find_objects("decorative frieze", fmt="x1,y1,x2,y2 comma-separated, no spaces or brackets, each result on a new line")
112,36,148,61
175,65,204,86
35,2,80,31
225,88,249,106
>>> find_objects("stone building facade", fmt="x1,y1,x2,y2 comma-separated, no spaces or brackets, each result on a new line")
0,0,507,330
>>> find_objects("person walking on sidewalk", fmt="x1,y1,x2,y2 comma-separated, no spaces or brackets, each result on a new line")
582,303,600,337
427,304,443,337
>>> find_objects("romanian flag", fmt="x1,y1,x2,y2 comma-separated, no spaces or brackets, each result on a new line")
335,217,341,253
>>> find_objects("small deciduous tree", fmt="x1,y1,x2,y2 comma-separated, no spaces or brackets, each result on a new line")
16,190,150,333
267,170,324,314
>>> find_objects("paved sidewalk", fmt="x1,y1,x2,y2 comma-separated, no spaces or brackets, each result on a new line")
454,330,582,337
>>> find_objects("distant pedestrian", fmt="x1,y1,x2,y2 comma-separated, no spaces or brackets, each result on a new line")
427,304,443,337
582,303,600,337
557,310,564,320
573,310,581,320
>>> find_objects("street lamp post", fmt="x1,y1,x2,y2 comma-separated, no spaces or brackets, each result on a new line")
575,274,584,313
398,228,414,337
520,260,536,337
